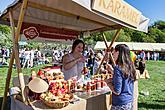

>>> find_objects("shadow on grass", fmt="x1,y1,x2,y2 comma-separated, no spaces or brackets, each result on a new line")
138,102,165,109
0,96,10,110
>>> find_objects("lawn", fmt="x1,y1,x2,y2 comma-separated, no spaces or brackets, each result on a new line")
0,64,48,96
138,61,165,110
0,61,165,110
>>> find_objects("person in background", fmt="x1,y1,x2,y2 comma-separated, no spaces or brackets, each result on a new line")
1,47,6,64
52,52,60,66
30,48,35,68
19,48,25,67
105,44,136,110
138,58,146,74
62,39,86,80
147,51,150,60
36,48,42,65
140,50,145,60
5,48,10,63
23,48,30,68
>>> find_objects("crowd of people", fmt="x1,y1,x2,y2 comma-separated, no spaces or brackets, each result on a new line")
19,48,51,68
0,43,163,68
135,50,164,61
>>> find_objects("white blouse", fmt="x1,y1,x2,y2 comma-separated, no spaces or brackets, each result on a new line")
62,53,84,80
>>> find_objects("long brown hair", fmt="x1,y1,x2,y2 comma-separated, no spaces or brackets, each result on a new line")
115,44,136,81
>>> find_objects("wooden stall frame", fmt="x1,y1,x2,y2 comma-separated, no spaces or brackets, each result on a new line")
0,1,118,109
0,0,148,110
1,0,28,109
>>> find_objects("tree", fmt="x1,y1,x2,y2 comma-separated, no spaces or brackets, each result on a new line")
142,35,156,43
0,24,12,48
116,30,131,42
149,21,165,43
153,20,165,30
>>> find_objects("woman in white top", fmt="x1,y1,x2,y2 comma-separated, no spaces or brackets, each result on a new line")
62,39,86,80
23,48,30,68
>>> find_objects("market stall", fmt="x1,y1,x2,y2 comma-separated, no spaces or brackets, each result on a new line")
0,0,149,110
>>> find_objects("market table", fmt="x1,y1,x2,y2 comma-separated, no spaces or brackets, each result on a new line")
10,87,112,110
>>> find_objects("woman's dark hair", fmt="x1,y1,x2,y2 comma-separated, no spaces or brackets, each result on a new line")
72,39,85,53
115,44,136,81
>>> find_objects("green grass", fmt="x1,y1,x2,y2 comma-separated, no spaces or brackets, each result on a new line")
0,64,49,96
138,61,165,110
0,61,165,110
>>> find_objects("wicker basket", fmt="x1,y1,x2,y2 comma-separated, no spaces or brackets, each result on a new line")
40,92,73,109
40,96,69,109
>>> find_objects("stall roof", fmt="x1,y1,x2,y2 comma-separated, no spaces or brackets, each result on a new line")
94,41,165,51
0,0,149,34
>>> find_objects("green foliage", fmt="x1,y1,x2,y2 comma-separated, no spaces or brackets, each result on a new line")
83,30,131,46
153,20,165,30
0,25,10,35
0,24,12,48
142,35,156,43
148,26,165,43
117,30,131,42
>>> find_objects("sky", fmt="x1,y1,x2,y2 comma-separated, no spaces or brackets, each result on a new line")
0,0,165,25
0,0,15,12
125,0,165,25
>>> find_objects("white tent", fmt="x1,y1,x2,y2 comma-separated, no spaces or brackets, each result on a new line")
151,43,165,51
132,42,153,51
94,41,133,50
94,41,165,51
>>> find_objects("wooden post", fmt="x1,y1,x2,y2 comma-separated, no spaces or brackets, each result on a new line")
103,33,109,48
12,0,28,103
9,10,27,103
1,51,15,110
1,10,18,110
1,1,28,109
95,29,121,74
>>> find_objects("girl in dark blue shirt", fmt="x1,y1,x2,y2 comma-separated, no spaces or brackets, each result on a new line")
105,44,136,110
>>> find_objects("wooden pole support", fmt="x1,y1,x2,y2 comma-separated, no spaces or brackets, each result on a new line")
102,33,116,67
1,9,19,110
1,51,15,110
9,10,27,103
1,0,29,106
14,0,28,103
103,33,109,48
95,29,121,74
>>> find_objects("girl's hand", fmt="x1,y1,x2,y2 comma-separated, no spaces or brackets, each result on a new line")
78,56,86,62
104,78,112,84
